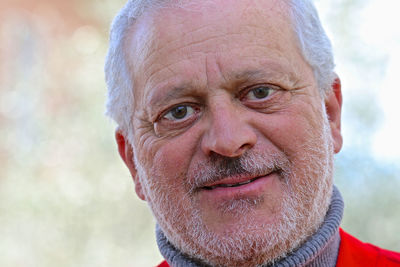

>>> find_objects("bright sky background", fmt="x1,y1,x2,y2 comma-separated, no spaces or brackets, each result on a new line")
361,0,400,161
0,2,399,266
316,0,400,162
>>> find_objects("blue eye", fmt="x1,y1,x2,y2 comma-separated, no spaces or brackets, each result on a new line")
247,86,274,100
164,105,195,120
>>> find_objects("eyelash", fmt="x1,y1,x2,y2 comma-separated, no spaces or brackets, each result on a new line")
163,105,195,120
159,103,200,122
240,84,279,101
157,84,281,123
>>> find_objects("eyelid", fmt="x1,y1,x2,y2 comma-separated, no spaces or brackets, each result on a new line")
163,105,194,121
154,103,202,136
158,103,199,121
240,84,279,100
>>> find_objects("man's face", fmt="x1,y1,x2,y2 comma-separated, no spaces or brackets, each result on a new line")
120,0,342,266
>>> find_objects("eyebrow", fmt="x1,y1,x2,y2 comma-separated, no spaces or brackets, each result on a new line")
228,66,298,90
235,69,266,80
148,83,199,109
148,66,297,108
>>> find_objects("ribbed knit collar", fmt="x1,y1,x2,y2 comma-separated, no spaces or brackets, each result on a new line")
156,186,344,267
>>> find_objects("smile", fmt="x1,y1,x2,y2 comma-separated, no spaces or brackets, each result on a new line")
197,172,279,201
203,176,262,190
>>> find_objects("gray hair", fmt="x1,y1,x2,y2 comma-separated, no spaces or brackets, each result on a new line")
104,0,335,138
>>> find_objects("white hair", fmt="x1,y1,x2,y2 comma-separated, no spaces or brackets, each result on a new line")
104,0,335,137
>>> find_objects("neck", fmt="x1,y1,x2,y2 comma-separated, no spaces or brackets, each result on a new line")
156,186,344,267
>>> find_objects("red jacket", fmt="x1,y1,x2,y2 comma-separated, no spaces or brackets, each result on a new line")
336,229,400,266
157,229,400,266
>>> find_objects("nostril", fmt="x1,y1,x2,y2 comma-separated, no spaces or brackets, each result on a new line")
204,137,255,158
239,143,253,151
200,108,257,157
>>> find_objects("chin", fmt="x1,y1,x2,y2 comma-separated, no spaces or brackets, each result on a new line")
143,111,335,266
156,173,333,267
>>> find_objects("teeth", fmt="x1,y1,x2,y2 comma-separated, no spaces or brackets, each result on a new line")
205,177,258,190
236,180,252,186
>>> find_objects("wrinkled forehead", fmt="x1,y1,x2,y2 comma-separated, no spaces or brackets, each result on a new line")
125,0,299,105
126,0,294,66
142,0,290,29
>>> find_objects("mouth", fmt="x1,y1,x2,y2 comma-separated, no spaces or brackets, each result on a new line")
202,176,263,190
196,171,279,201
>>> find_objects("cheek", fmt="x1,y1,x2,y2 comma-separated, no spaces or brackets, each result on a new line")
252,109,321,156
147,128,202,185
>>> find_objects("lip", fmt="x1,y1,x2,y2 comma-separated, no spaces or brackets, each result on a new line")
198,171,278,199
202,174,265,190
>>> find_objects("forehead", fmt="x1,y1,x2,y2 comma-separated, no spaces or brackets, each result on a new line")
136,0,291,40
129,0,294,61
127,0,305,105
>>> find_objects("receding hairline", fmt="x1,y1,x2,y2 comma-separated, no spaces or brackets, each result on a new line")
120,0,301,98
105,0,335,137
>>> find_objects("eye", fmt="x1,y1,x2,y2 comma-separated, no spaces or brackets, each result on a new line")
245,86,275,100
163,105,195,121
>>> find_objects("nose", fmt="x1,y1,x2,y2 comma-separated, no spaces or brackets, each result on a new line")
201,101,257,158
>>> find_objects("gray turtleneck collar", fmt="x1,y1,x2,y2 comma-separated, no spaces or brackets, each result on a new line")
156,186,344,267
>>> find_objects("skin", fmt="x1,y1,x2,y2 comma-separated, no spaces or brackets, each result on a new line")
116,0,343,265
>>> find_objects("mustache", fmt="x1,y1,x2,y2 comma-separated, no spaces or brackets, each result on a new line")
187,151,290,193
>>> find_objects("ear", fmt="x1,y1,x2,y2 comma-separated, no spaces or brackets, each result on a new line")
115,130,146,201
325,76,343,154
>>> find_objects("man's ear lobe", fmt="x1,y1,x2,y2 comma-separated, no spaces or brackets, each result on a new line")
325,76,343,154
115,130,146,201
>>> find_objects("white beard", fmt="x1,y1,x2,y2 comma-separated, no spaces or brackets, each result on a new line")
133,105,334,267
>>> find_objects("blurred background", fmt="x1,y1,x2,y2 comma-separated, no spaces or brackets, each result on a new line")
0,0,399,266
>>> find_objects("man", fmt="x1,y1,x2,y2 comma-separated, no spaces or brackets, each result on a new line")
104,0,400,266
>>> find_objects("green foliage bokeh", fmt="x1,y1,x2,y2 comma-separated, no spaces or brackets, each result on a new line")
0,0,398,266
